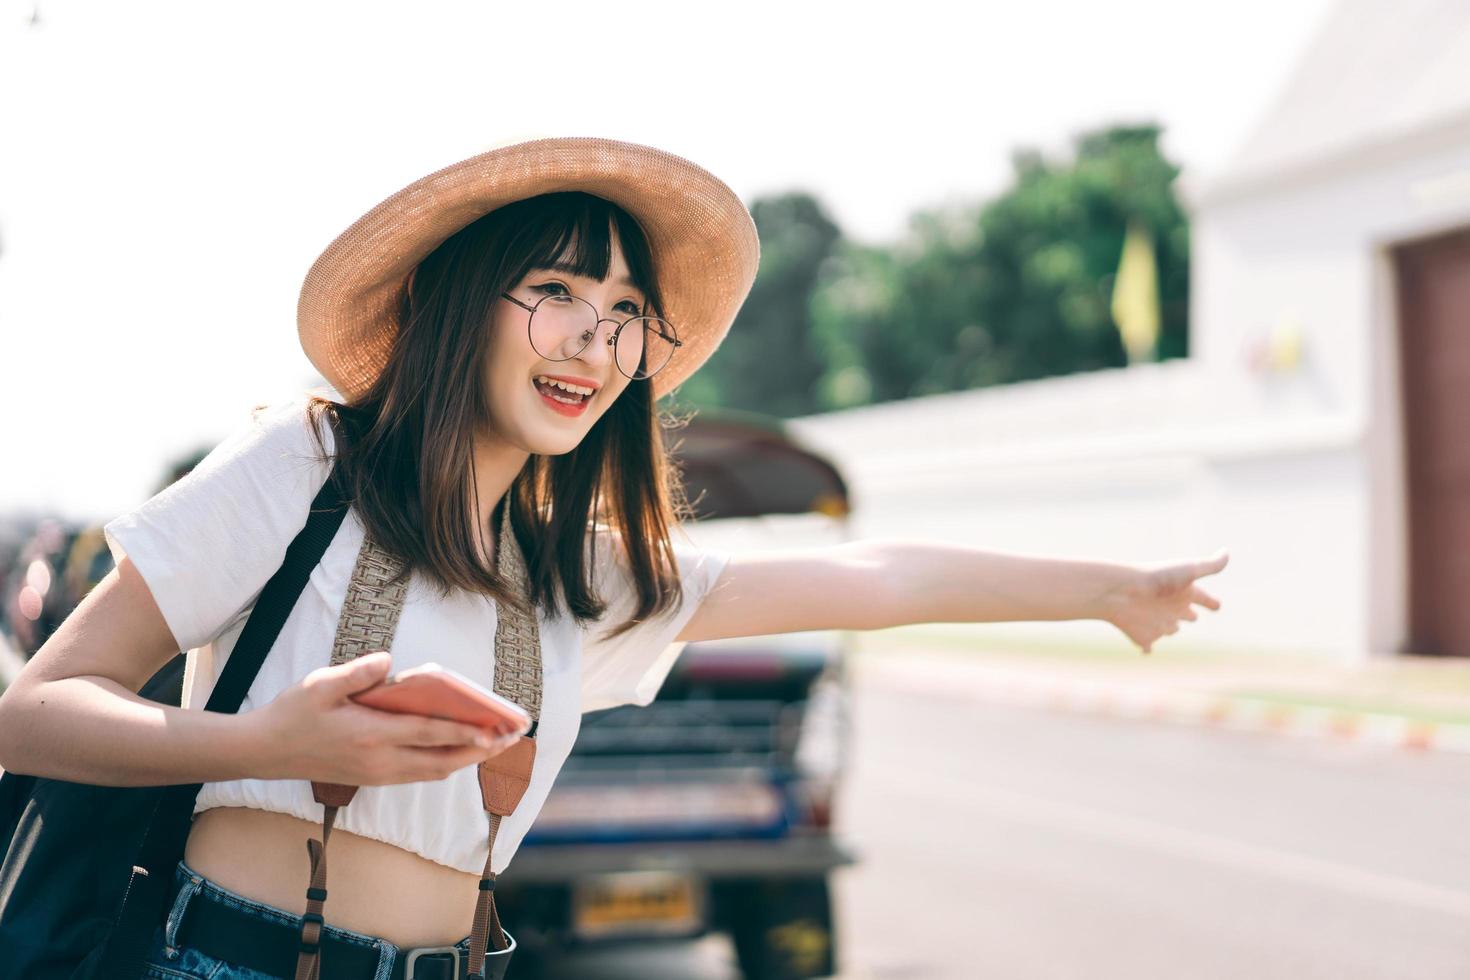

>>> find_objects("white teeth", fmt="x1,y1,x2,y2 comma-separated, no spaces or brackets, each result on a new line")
534,375,595,396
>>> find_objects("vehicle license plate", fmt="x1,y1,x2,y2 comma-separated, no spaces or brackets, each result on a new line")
572,870,702,939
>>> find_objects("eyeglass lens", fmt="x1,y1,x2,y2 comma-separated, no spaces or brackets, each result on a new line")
528,294,676,380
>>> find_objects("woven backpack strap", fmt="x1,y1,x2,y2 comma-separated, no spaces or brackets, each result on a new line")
294,526,410,980
328,537,412,667
485,492,542,718
468,493,542,975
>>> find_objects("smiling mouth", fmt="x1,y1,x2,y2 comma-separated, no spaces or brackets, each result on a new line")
531,377,593,405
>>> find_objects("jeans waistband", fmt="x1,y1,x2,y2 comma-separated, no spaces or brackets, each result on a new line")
158,859,473,980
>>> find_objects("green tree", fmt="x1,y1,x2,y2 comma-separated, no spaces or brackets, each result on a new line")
673,192,842,416
812,123,1190,411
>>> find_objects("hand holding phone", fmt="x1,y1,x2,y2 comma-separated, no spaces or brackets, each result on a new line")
349,662,532,737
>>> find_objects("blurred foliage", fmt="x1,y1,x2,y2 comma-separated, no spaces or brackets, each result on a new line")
672,193,842,416
677,123,1190,417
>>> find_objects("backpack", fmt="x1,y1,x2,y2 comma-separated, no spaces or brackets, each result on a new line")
0,463,348,980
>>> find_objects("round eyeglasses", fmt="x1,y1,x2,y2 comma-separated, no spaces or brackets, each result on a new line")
501,291,681,381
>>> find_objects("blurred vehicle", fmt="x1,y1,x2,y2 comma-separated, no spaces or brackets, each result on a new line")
2,519,113,658
500,410,858,980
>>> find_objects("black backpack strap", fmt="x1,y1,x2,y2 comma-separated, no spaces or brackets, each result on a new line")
99,459,350,978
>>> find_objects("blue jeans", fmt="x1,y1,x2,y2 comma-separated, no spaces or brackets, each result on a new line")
140,859,475,979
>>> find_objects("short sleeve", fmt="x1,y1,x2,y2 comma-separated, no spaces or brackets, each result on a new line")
102,396,335,653
579,525,731,713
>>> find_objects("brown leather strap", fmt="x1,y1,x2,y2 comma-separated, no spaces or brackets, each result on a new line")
293,802,345,980
468,732,537,968
467,813,504,972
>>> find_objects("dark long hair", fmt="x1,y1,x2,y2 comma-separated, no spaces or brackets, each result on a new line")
300,192,696,641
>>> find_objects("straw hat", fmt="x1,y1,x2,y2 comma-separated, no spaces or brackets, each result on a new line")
297,136,760,403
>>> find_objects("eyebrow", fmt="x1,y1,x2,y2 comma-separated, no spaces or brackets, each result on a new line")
540,261,643,294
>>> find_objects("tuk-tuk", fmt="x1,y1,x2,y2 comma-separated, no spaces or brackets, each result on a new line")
500,409,857,979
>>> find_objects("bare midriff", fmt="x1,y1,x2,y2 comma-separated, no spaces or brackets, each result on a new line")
185,806,480,948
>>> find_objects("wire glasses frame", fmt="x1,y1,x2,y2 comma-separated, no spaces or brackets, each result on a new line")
501,291,683,381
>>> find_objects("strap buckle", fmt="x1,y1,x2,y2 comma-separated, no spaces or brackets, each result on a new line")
404,944,462,979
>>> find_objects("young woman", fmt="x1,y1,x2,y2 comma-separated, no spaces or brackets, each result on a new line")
0,137,1227,978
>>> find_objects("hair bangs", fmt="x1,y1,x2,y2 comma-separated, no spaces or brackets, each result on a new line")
504,194,665,319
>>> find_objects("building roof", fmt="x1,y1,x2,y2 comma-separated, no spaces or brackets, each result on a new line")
1210,0,1470,193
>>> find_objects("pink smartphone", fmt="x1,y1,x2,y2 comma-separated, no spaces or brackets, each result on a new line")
350,662,531,736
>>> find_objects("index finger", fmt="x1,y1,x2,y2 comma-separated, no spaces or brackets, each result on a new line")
378,712,494,748
1195,549,1229,578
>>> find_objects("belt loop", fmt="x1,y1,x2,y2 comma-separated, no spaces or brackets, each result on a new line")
373,937,397,980
161,870,204,960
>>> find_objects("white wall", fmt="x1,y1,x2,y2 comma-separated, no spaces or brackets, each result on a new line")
774,358,1364,661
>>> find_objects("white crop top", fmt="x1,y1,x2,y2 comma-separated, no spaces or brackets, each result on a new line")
102,394,731,875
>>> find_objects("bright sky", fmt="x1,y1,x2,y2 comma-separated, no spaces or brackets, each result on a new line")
0,0,1336,521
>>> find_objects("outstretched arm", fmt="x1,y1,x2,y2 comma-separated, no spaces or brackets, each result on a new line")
677,539,1227,654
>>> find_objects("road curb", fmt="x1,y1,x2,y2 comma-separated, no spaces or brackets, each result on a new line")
856,656,1470,755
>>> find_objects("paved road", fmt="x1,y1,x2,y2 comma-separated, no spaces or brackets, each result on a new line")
836,681,1470,979
535,667,1470,979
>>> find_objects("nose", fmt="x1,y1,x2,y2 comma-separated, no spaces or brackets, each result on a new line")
569,318,618,372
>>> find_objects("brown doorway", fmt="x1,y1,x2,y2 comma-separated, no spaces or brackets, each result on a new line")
1395,226,1470,656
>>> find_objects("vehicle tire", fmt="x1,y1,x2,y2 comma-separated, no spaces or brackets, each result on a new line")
500,929,549,980
728,876,836,980
504,942,547,980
